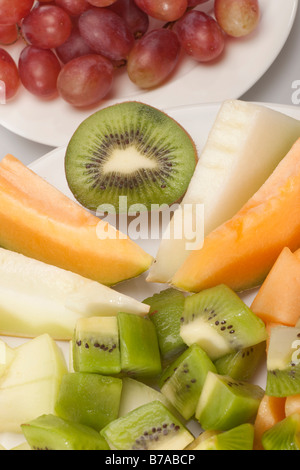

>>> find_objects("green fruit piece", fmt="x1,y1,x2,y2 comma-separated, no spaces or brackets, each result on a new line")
118,377,178,418
0,334,67,433
118,312,162,378
187,423,254,450
266,325,300,397
72,316,121,375
55,372,122,431
65,101,197,213
262,414,300,451
195,371,264,431
21,414,110,450
101,400,194,450
180,284,267,361
214,341,266,381
143,288,187,364
159,344,217,420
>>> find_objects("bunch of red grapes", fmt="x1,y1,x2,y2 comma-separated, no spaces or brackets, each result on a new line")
0,0,260,108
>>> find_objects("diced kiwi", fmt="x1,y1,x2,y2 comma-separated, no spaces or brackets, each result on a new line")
195,371,264,431
65,101,197,213
54,372,122,431
118,377,179,418
21,414,110,450
143,288,187,365
159,344,217,420
214,342,266,381
180,284,267,361
72,316,121,375
101,400,194,450
118,312,162,378
266,325,300,397
262,414,300,451
186,423,254,450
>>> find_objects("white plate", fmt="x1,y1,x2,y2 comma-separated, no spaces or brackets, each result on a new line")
1,101,300,450
0,0,298,147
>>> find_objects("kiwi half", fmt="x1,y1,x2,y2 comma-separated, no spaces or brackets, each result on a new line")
65,102,197,213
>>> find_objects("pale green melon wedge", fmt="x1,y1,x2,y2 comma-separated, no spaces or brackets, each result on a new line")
147,100,300,283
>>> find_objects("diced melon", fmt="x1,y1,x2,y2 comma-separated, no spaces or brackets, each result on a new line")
0,247,149,340
0,339,15,378
0,154,152,287
0,334,68,433
147,100,300,283
253,394,286,450
285,394,300,416
251,247,300,326
171,138,300,293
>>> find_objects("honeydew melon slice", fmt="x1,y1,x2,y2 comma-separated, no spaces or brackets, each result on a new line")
147,100,300,284
0,247,149,340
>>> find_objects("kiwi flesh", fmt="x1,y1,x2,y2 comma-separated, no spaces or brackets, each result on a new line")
262,413,300,451
54,371,123,431
72,316,121,375
118,312,162,378
100,400,194,450
65,101,197,213
186,423,255,450
143,288,187,365
214,341,266,381
266,325,300,397
180,284,267,361
21,414,110,450
195,371,264,431
159,344,217,420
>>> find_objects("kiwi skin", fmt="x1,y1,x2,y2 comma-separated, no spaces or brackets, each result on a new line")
65,101,198,213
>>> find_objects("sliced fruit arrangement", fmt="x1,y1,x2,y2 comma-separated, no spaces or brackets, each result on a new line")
65,101,197,213
186,423,255,451
0,153,152,287
171,137,300,293
147,100,300,284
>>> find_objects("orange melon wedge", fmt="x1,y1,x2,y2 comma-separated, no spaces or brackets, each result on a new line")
251,247,300,326
0,154,153,286
171,138,300,293
253,394,286,450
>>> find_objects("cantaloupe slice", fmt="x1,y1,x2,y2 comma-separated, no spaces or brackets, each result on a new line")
147,100,300,284
171,138,300,293
251,247,300,326
285,395,300,416
253,394,286,450
0,154,152,286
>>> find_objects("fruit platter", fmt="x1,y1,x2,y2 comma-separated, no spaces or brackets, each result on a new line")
0,97,299,451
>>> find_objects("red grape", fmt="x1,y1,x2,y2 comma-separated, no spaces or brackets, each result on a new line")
55,0,89,16
109,0,149,39
214,0,260,37
18,46,61,99
134,0,188,22
57,54,114,107
0,0,34,25
188,0,209,6
0,48,19,100
0,24,19,45
78,8,134,61
21,5,72,49
87,0,117,5
175,11,225,62
55,26,93,63
127,28,181,88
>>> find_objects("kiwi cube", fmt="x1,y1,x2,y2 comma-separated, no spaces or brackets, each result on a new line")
101,400,194,450
159,344,217,420
72,316,121,375
262,414,300,451
143,288,187,364
55,372,122,431
118,312,162,378
266,325,300,397
195,371,264,431
186,423,255,451
21,414,110,450
214,341,266,381
180,284,267,361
